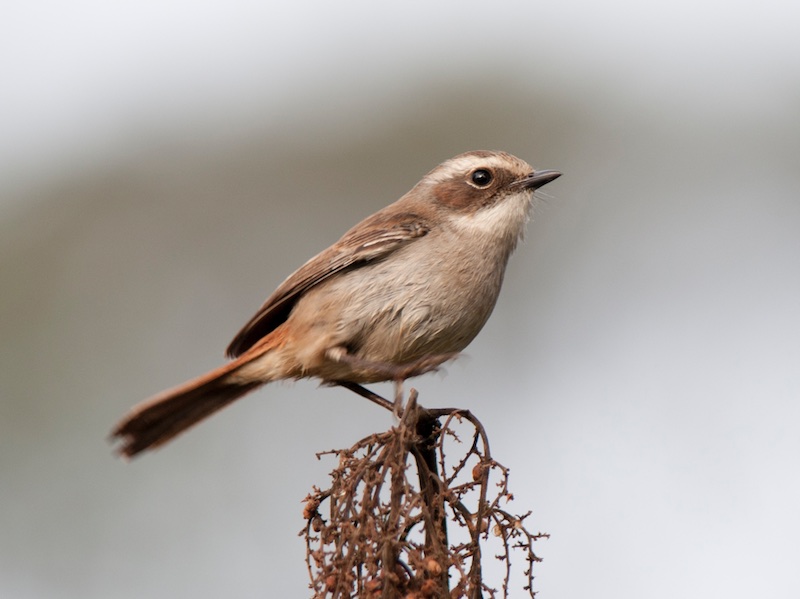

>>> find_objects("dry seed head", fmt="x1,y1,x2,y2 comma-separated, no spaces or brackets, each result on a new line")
425,558,443,576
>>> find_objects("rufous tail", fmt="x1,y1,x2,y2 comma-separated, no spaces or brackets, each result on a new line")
111,340,283,458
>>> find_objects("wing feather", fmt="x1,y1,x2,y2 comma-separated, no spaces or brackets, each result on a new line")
225,211,429,357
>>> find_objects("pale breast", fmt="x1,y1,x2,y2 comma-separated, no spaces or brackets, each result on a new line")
284,192,529,381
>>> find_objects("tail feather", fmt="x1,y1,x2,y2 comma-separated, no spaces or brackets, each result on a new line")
111,357,263,458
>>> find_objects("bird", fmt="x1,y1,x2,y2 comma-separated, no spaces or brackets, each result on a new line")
111,150,561,457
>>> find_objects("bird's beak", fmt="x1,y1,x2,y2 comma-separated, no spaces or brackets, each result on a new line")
518,170,562,190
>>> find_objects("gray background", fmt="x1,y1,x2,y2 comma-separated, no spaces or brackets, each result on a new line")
2,1,799,597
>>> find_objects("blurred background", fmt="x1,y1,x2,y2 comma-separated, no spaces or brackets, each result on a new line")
2,1,799,597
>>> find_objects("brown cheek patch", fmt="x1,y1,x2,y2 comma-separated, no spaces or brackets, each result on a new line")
434,180,487,211
433,169,520,212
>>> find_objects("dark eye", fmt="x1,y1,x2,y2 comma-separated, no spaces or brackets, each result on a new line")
470,169,493,187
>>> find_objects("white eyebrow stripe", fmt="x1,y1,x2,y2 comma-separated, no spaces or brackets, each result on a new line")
426,153,527,184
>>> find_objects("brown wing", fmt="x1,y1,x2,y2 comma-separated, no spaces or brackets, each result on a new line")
225,210,430,358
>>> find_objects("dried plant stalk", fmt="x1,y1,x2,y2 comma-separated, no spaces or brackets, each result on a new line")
302,390,548,598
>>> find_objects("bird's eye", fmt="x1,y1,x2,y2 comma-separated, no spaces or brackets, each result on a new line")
470,169,493,188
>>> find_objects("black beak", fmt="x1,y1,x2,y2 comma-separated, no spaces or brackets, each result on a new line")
519,170,562,190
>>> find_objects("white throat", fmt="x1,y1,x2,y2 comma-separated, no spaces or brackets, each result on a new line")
448,190,532,251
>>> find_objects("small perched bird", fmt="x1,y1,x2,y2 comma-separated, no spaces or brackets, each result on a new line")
111,150,561,457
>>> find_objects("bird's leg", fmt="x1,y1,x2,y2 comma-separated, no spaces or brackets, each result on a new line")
394,380,404,417
335,381,394,412
326,347,458,381
326,348,459,414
